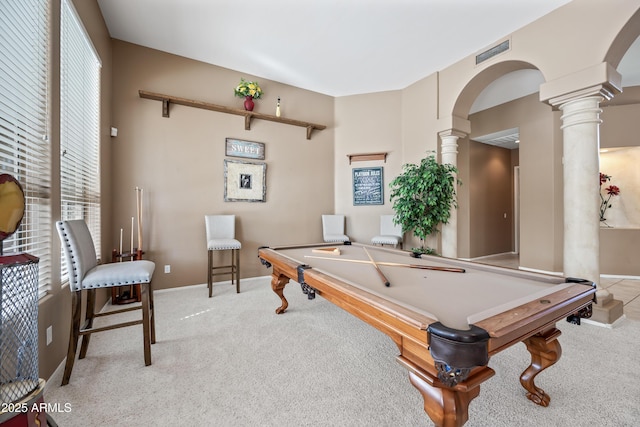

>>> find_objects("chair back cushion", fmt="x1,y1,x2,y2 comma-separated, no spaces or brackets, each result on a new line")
205,215,236,241
56,220,97,292
322,214,345,235
380,215,402,237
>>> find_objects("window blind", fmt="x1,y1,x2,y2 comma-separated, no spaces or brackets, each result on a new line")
0,0,52,298
60,0,101,279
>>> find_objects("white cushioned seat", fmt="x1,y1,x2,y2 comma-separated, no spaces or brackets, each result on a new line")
82,260,155,289
207,238,241,250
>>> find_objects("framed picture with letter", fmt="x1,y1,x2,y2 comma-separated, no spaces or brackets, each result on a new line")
224,159,267,202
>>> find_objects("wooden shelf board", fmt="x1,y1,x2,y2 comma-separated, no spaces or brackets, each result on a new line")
346,152,388,164
139,90,326,140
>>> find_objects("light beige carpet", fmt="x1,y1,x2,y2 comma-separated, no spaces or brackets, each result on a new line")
44,276,640,426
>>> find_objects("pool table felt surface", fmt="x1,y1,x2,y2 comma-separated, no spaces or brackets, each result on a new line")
271,243,579,331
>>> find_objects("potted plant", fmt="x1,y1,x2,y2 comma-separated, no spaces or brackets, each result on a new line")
234,78,263,111
389,152,460,255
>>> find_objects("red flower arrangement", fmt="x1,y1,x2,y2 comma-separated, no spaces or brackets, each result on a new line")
599,173,620,222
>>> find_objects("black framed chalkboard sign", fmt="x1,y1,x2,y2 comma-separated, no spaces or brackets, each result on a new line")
352,167,384,205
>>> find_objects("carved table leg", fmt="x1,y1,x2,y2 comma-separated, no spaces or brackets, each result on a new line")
520,327,562,407
409,371,481,427
271,272,290,314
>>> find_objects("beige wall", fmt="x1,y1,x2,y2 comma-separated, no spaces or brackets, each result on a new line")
467,94,562,271
467,142,514,257
333,92,403,245
110,41,335,290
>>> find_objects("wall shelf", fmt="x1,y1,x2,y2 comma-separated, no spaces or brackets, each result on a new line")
346,152,388,164
138,90,326,140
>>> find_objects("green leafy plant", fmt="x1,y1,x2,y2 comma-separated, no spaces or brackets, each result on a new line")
389,152,460,255
234,78,263,99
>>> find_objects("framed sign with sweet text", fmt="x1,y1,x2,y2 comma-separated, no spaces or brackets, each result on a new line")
225,138,265,160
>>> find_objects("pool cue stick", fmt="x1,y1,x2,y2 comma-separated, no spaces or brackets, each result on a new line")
363,247,391,287
136,187,143,257
304,255,466,273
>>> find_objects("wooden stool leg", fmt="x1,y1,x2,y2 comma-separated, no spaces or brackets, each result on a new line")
61,291,82,386
208,249,213,298
141,283,152,366
235,248,240,293
149,281,156,344
79,289,96,359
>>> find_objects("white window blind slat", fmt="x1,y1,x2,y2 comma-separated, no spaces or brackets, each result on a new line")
60,0,101,278
0,0,51,298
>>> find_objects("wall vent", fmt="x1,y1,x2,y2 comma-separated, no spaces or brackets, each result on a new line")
476,40,510,65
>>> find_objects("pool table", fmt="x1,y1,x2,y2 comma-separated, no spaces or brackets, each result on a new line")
258,242,596,427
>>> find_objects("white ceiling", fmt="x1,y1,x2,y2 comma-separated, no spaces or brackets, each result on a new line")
97,0,575,98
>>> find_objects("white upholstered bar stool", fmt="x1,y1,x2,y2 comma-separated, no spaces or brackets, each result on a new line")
56,220,156,385
322,214,350,243
371,214,403,248
205,215,241,297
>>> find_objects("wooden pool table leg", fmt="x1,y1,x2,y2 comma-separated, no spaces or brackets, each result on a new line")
271,272,290,314
400,357,494,427
520,327,562,407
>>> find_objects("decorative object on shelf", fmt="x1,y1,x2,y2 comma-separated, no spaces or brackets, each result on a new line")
234,78,263,111
599,172,620,223
225,138,265,160
224,159,267,202
389,152,460,255
243,96,254,111
353,167,384,206
276,97,281,117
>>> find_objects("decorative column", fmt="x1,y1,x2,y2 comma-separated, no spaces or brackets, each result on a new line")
556,95,622,323
439,130,466,258
558,96,603,286
540,63,623,325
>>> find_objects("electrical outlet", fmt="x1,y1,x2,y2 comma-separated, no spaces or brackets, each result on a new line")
46,326,53,346
164,265,171,273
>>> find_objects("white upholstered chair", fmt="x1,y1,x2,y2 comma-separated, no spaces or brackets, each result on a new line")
322,214,350,243
205,215,241,297
56,220,156,385
371,214,403,248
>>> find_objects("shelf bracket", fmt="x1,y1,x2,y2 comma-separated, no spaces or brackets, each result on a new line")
244,114,252,131
162,99,170,118
306,126,314,140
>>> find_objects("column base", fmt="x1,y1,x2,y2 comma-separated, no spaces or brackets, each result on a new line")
589,293,624,325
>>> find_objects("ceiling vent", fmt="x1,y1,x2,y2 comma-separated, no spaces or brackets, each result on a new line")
476,40,510,65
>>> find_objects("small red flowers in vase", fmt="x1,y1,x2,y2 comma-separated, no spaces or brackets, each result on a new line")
599,172,620,223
